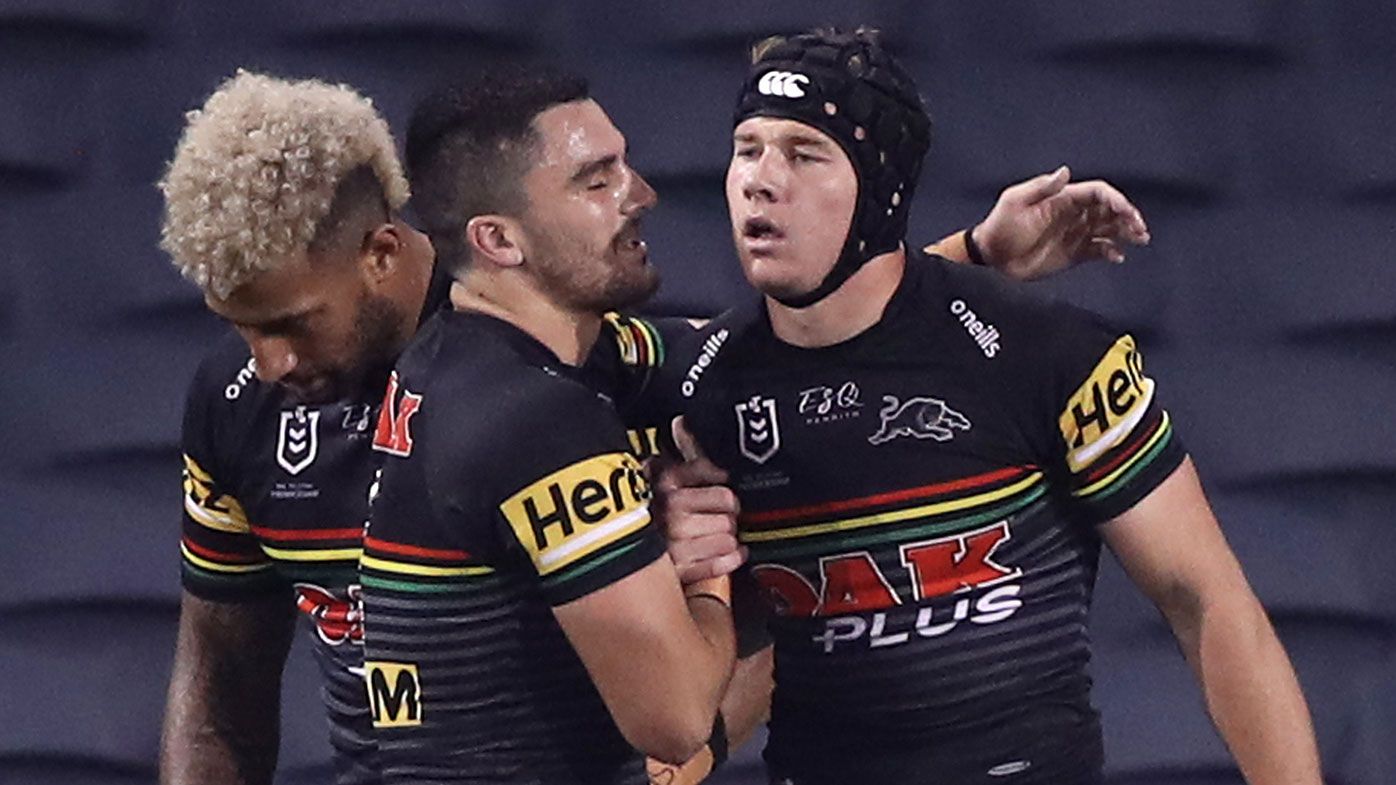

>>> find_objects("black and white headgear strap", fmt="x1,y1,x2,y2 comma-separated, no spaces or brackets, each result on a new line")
734,32,932,308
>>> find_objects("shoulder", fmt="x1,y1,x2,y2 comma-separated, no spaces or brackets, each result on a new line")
914,251,1124,371
182,331,284,456
399,314,628,469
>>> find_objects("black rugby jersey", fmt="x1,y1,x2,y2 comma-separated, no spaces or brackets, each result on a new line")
359,310,671,785
179,263,686,783
682,251,1187,785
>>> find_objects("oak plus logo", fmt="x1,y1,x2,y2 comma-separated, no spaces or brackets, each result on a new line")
373,371,423,457
757,70,811,99
276,406,320,475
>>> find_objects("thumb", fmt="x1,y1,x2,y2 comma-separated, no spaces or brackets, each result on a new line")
671,415,707,464
1009,165,1070,207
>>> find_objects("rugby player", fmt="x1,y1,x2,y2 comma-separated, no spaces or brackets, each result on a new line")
155,69,1154,785
670,29,1324,785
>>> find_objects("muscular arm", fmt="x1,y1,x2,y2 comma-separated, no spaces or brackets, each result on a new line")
1102,458,1322,785
556,556,737,765
160,591,295,785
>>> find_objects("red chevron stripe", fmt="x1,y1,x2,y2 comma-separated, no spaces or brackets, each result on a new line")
364,535,471,561
250,525,362,542
182,537,264,564
741,466,1034,527
1082,414,1165,484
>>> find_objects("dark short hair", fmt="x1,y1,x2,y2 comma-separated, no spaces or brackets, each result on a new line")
406,64,589,272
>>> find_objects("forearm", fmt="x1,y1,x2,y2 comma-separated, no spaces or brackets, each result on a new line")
159,594,292,785
684,591,738,710
159,650,282,785
721,644,773,751
1169,593,1321,785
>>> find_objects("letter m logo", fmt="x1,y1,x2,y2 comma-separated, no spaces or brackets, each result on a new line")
365,661,422,728
373,371,423,457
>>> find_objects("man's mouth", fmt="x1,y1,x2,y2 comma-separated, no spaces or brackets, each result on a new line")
615,223,649,257
741,217,785,251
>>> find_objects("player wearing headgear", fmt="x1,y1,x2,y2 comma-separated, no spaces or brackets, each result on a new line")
157,67,1162,785
673,28,1323,785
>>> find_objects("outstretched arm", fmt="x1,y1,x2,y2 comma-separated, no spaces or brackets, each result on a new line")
1102,459,1321,785
925,166,1150,280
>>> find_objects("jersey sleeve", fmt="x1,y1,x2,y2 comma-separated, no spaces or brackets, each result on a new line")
178,366,282,600
1039,311,1187,523
491,380,667,606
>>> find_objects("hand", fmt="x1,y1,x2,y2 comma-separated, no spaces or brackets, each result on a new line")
971,166,1151,281
654,416,746,584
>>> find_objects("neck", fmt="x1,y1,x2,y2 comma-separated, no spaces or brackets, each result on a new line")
449,266,600,366
766,247,907,348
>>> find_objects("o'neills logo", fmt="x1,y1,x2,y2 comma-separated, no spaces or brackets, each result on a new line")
949,299,1001,359
681,328,730,398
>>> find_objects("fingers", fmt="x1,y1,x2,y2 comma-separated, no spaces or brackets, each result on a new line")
663,485,740,519
675,545,749,584
1087,237,1125,264
1056,180,1150,245
671,415,704,463
1004,165,1070,207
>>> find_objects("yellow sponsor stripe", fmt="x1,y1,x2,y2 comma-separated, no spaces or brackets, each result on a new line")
180,542,272,574
260,545,363,562
1067,378,1155,472
1073,412,1172,498
359,554,494,577
183,495,250,534
741,473,1044,544
183,453,213,484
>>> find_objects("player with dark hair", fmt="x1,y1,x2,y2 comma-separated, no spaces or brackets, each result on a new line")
359,64,739,784
158,65,1155,785
669,28,1324,785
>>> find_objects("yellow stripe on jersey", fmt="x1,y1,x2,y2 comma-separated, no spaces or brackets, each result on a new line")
500,451,653,576
180,542,273,574
1073,411,1172,498
740,472,1044,544
182,454,250,533
1058,335,1156,473
603,312,641,367
359,554,495,578
260,545,364,562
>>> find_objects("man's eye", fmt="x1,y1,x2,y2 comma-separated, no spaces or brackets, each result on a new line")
587,179,609,191
792,152,820,163
734,147,759,159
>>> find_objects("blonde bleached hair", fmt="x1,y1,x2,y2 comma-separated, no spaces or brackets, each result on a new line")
159,70,410,300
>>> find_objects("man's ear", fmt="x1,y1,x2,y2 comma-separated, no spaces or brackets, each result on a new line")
467,214,526,268
360,222,404,281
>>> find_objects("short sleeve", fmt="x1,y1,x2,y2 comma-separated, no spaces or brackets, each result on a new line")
178,367,283,600
491,382,666,606
1042,316,1187,523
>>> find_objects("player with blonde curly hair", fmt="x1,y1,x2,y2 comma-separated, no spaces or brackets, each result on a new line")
158,70,438,785
158,65,1156,785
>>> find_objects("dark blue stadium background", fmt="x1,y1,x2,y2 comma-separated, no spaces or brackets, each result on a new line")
1,2,1393,784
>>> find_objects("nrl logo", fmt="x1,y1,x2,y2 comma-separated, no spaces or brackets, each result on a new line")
277,407,320,475
735,395,781,464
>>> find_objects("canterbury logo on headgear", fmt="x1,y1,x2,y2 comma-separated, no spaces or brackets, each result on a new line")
757,70,811,99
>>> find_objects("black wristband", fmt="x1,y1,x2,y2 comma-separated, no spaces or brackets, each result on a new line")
707,712,729,769
964,227,990,267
